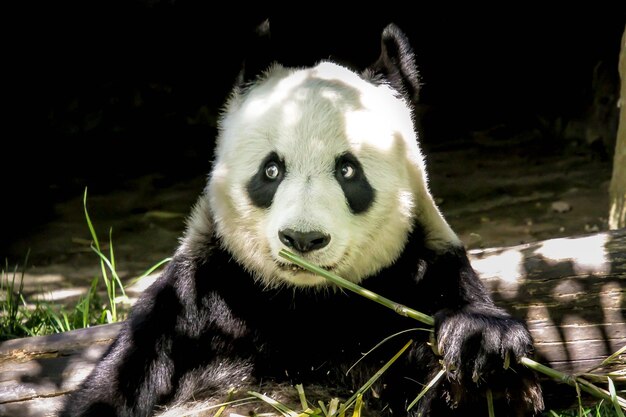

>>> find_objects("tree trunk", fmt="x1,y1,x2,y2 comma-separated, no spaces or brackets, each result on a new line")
1,229,625,417
609,24,626,229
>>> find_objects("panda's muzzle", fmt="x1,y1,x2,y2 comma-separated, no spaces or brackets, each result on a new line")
278,229,330,253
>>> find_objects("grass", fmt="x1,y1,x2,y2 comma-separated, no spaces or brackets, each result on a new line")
0,256,108,340
181,375,623,417
548,402,622,417
0,188,170,341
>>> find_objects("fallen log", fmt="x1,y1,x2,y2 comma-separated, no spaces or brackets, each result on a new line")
1,229,625,417
469,228,626,410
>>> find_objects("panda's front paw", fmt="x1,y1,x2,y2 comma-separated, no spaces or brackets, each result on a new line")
435,308,532,381
434,308,544,414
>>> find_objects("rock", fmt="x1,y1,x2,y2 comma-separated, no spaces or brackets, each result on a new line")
551,201,572,213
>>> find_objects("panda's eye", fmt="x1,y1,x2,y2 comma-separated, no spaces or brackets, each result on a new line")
334,152,374,213
340,162,356,179
265,162,281,180
248,152,284,209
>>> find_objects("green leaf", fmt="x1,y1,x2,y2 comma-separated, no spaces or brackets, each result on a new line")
608,377,625,417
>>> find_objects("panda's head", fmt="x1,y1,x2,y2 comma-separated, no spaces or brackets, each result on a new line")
192,24,459,288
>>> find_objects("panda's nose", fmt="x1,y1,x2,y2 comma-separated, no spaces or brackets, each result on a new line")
278,229,331,253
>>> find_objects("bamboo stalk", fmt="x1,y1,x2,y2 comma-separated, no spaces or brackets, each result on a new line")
513,341,626,408
279,250,434,326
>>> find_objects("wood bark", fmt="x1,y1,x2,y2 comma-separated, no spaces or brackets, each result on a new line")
1,229,625,417
609,24,626,229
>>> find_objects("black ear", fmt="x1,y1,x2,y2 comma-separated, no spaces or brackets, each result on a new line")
365,23,421,103
236,19,274,87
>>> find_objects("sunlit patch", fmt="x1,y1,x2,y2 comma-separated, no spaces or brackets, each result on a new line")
552,279,583,302
320,88,341,103
471,248,525,298
534,233,610,275
397,190,415,220
1,273,86,303
344,110,394,152
560,315,604,361
526,304,560,360
126,273,159,293
31,287,88,302
23,273,65,284
64,343,115,389
600,282,626,346
601,281,624,313
242,68,308,119
281,100,303,127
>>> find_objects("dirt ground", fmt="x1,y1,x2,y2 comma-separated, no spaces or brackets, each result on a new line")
4,130,614,307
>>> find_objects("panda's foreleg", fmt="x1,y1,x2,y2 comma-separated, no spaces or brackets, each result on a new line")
425,247,544,415
58,256,254,417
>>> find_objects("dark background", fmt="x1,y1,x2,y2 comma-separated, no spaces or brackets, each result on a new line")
4,2,625,256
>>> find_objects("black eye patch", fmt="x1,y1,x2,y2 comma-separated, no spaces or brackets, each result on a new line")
335,153,375,214
247,152,285,208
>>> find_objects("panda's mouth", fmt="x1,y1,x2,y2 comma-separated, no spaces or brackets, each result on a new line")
281,263,307,273
276,261,334,274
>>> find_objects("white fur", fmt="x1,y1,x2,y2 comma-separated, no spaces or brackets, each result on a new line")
191,61,459,288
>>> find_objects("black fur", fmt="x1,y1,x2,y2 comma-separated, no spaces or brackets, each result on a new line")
59,23,543,417
236,18,275,88
247,151,285,208
59,227,541,417
334,152,375,214
364,23,421,104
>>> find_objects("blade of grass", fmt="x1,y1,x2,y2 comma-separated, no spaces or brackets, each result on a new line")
85,277,98,327
295,384,308,411
84,188,109,287
346,328,428,375
46,306,68,333
486,388,495,417
247,391,299,417
350,394,363,417
340,339,413,414
89,244,130,315
327,398,339,417
17,250,29,316
298,408,323,417
338,403,345,417
84,187,119,324
317,400,328,417
212,387,235,417
128,257,172,286
604,345,626,365
583,345,626,375
406,367,445,411
607,377,624,417
108,228,117,321
1,252,31,338
5,262,16,325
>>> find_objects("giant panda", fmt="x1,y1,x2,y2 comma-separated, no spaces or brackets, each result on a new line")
59,22,544,417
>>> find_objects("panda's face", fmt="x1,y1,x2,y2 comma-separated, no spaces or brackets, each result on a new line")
207,62,431,287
